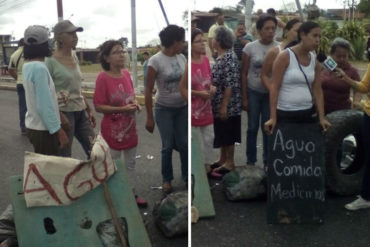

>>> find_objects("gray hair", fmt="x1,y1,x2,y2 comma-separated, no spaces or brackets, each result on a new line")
214,26,234,50
330,37,351,54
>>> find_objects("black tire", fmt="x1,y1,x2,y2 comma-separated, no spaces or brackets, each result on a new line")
325,109,365,195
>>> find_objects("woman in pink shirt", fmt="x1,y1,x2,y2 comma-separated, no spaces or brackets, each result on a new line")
93,40,147,207
191,28,222,179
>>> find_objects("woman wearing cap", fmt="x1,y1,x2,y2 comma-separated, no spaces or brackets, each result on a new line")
22,25,68,155
145,25,187,194
46,20,96,158
93,40,147,207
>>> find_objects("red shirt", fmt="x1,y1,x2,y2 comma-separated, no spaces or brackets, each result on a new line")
191,56,213,126
321,63,360,114
93,70,138,150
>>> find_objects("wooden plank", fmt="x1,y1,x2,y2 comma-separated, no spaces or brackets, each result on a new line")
9,159,151,247
267,122,325,224
191,128,216,218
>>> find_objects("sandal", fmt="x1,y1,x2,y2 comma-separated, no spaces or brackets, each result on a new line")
210,162,221,170
135,195,148,208
207,170,223,180
215,166,233,175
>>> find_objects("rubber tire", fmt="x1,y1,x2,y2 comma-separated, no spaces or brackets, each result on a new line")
325,109,365,195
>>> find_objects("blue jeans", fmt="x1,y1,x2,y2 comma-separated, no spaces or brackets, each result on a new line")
361,114,370,200
16,84,27,132
155,104,188,183
246,88,269,165
60,110,95,158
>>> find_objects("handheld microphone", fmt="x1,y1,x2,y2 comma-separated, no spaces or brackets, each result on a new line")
317,53,337,71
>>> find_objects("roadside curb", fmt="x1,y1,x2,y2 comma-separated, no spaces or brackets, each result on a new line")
0,81,148,104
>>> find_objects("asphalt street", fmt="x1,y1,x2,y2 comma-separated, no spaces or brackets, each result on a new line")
192,113,370,247
0,90,187,247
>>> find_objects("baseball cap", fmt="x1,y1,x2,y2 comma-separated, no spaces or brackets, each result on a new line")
24,25,49,45
53,20,83,35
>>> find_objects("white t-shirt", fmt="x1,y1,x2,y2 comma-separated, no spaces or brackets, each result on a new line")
148,51,186,107
243,40,279,93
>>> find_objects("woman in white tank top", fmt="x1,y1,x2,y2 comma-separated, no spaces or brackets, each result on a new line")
261,19,302,91
265,22,331,135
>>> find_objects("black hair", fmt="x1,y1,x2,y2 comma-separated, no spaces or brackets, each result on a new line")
285,19,301,31
267,8,276,16
98,40,123,71
23,42,51,59
214,26,234,50
159,25,185,48
143,51,149,56
297,21,320,41
256,14,277,31
191,28,203,43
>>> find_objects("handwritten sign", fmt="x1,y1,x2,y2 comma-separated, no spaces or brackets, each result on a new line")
267,122,325,224
23,134,117,207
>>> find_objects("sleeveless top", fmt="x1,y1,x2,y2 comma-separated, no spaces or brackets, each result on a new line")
277,49,316,111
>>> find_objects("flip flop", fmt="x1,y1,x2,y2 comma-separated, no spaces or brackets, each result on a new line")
210,162,221,170
215,166,233,175
207,170,223,180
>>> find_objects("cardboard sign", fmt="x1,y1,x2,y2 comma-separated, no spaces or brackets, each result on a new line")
267,122,325,224
9,159,152,247
23,134,117,207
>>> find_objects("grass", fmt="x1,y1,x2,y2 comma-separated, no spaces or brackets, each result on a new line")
80,64,102,73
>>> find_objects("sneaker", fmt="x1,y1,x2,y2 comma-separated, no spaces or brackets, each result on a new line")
135,195,148,208
344,196,370,211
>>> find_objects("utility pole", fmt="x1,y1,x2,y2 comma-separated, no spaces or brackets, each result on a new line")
244,0,254,31
131,0,138,88
158,0,169,25
295,0,305,21
57,0,63,22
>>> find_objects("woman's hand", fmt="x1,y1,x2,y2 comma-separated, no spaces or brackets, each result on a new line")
319,117,331,132
122,104,138,113
334,68,349,81
209,85,216,97
133,100,142,112
219,106,228,120
58,128,69,149
145,117,155,133
87,109,96,128
264,118,276,135
242,97,248,111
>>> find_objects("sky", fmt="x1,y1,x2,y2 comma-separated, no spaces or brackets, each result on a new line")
0,0,189,48
192,0,344,13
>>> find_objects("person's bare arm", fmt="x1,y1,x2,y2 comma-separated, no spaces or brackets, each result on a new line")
261,47,278,92
179,66,188,102
8,68,17,80
264,51,289,135
145,66,157,133
83,96,96,128
313,61,331,132
241,52,250,111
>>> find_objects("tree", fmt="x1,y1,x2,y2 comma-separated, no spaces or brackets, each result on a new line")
183,10,188,30
358,0,370,16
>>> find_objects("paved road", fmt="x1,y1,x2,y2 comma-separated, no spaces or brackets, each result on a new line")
192,113,370,247
0,90,187,247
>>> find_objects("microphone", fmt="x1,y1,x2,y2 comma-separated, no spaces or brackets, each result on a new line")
317,53,337,71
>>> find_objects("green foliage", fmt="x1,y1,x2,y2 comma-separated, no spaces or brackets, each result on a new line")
317,20,367,60
317,21,339,54
358,0,370,16
351,37,367,60
336,21,366,44
80,60,92,66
